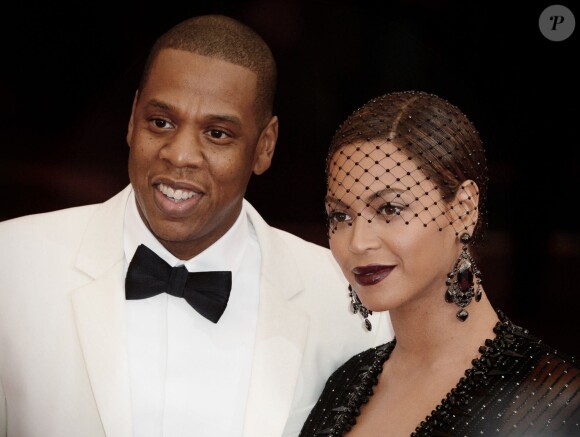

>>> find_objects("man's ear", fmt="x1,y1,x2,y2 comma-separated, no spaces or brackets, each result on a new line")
253,115,278,175
126,91,139,147
453,179,480,236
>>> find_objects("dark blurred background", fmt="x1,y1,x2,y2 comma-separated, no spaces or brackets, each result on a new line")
1,1,578,357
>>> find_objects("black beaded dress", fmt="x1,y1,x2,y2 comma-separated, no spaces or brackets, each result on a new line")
299,310,580,436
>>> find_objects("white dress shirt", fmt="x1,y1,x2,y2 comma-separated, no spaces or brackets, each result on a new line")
124,194,261,436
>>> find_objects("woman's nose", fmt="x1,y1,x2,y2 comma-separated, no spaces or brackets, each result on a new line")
348,216,382,254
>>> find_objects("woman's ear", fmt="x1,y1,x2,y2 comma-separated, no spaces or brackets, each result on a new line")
452,180,480,236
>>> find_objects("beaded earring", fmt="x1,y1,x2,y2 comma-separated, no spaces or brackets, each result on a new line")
445,233,483,321
349,285,372,331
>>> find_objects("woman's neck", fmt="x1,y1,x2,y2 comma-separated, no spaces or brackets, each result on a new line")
386,292,499,367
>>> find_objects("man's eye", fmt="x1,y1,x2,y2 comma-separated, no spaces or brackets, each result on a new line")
152,119,173,129
209,129,228,139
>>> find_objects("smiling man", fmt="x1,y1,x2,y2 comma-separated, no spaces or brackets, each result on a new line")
0,15,391,437
126,47,275,260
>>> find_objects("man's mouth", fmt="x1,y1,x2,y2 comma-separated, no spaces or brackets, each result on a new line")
157,183,198,202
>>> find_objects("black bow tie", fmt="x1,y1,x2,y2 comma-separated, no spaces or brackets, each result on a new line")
125,244,232,323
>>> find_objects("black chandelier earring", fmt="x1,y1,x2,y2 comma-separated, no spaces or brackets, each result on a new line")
445,233,483,321
349,285,372,331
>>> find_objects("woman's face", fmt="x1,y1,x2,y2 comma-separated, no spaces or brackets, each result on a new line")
326,140,463,313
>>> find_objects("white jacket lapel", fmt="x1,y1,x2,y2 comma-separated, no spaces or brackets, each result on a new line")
243,201,310,437
72,186,133,437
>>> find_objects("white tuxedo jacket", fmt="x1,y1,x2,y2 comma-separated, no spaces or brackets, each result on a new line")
0,185,392,437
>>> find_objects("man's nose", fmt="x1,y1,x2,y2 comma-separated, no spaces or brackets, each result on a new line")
159,128,204,168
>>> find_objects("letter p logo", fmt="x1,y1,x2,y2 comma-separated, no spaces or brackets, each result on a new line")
550,15,565,30
539,5,575,41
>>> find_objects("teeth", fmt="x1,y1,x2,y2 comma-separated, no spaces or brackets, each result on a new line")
158,183,196,201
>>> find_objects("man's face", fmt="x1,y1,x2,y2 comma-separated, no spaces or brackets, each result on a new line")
127,48,277,259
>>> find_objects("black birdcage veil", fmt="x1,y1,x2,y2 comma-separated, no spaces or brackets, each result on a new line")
325,91,488,244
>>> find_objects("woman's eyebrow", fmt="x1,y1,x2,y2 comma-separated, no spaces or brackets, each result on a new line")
325,196,349,209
